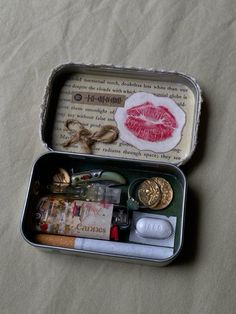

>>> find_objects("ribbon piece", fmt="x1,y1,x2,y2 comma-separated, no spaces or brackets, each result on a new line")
62,119,119,153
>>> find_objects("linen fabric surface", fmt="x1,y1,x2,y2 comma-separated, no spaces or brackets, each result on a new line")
0,1,235,313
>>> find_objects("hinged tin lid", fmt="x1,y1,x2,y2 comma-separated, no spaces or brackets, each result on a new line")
41,63,202,166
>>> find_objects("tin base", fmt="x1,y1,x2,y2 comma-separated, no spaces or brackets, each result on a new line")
21,152,186,266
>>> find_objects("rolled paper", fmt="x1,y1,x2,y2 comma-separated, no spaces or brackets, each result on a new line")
35,234,173,260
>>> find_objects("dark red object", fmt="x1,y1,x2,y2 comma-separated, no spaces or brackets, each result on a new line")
80,175,91,180
110,225,119,241
40,223,48,232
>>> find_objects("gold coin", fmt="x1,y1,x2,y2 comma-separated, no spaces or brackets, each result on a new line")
138,179,161,207
151,177,173,210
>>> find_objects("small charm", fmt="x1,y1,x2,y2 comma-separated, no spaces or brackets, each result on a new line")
71,169,126,187
51,168,70,193
126,197,139,211
112,207,130,229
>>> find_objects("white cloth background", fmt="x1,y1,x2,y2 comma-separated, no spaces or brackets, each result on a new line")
0,1,236,313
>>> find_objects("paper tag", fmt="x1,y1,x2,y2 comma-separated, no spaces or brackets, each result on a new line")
35,197,113,240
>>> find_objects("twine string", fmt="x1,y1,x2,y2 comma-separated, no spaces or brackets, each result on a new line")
62,119,119,153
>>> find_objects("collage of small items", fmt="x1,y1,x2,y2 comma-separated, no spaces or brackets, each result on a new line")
25,65,200,263
34,166,178,260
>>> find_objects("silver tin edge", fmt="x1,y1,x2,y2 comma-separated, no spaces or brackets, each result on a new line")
20,151,186,266
40,62,202,166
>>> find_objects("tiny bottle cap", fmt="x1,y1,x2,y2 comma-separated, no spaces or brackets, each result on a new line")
110,225,119,241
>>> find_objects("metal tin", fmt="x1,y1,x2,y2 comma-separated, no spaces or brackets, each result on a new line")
21,63,202,265
21,152,186,266
40,63,202,166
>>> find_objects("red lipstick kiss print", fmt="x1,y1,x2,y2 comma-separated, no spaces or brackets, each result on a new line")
114,92,186,153
125,102,177,142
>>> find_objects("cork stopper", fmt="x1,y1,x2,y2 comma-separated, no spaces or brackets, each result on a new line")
35,234,75,249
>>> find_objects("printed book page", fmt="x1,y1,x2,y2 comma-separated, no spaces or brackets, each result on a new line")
51,73,196,164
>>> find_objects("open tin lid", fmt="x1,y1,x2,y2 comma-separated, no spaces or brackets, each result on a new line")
41,63,202,166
